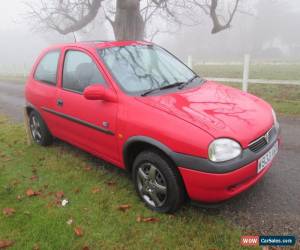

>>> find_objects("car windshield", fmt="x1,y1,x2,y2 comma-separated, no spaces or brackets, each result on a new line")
98,45,199,95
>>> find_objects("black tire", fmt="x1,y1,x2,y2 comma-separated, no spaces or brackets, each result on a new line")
132,150,185,213
29,110,53,146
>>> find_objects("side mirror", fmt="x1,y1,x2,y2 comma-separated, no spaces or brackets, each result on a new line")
83,84,117,102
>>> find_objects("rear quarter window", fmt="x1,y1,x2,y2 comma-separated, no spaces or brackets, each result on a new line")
34,50,60,85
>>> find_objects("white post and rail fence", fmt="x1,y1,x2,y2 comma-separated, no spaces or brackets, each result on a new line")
0,56,299,89
187,54,300,91
242,54,250,92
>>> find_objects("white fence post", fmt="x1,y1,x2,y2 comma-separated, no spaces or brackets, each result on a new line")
187,55,193,69
242,54,250,92
23,63,27,78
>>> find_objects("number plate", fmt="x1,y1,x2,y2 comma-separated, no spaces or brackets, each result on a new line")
257,141,278,173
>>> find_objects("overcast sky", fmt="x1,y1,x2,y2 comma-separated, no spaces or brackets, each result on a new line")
0,0,300,73
0,0,23,30
0,1,50,71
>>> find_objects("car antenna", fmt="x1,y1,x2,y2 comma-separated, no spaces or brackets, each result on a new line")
72,32,77,43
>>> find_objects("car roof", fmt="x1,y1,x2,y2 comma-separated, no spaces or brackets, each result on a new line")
49,40,153,50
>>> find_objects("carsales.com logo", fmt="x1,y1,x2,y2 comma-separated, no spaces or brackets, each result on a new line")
240,236,259,246
241,235,296,247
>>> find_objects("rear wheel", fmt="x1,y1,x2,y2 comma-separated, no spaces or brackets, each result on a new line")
132,150,184,213
29,111,53,146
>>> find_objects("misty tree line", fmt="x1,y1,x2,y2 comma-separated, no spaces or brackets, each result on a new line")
25,0,248,40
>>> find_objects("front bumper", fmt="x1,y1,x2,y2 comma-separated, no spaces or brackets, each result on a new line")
174,127,280,203
179,153,276,202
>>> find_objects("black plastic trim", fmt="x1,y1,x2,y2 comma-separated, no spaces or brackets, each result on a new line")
172,128,279,173
25,102,37,112
124,128,279,174
123,136,175,169
41,107,114,136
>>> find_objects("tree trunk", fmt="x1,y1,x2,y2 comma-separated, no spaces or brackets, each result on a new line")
112,0,145,40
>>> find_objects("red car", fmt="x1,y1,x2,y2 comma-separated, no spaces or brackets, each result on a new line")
25,40,280,212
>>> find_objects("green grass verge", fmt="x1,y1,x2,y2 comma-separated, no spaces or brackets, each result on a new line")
0,75,26,84
195,64,300,81
220,83,300,116
0,117,259,250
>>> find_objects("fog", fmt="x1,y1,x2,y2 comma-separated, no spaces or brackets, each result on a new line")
0,0,300,72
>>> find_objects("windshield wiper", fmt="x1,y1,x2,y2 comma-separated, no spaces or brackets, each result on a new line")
141,81,185,96
141,76,202,97
178,75,199,89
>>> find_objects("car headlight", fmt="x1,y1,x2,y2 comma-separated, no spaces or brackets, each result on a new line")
208,138,242,162
271,108,279,130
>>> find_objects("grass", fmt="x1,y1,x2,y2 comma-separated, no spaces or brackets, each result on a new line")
218,82,300,116
194,63,300,81
0,117,259,250
0,75,26,84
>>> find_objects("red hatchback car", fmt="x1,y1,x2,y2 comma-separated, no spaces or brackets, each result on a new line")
25,40,280,212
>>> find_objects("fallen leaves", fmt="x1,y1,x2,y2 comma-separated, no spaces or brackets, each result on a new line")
2,157,12,162
16,195,23,201
2,208,15,217
30,175,38,181
142,217,160,223
118,204,131,212
27,189,36,196
26,189,40,197
84,166,92,171
106,180,116,186
55,191,64,199
74,227,84,237
32,243,40,250
91,187,101,194
51,191,70,207
0,240,14,249
136,216,160,223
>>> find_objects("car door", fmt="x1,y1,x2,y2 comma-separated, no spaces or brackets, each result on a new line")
29,49,61,135
52,48,119,162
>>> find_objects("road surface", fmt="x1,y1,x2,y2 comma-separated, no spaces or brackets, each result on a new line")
0,80,299,236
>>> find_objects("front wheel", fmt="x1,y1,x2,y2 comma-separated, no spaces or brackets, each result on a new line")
132,150,185,213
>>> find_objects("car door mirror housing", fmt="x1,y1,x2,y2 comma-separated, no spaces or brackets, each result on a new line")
83,84,117,102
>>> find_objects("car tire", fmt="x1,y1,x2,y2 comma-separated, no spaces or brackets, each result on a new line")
132,150,185,213
29,110,53,146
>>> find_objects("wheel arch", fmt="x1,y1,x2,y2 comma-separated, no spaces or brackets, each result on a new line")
124,136,189,201
123,136,176,173
25,102,39,117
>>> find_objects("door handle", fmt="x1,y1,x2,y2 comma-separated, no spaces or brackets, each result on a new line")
57,99,64,107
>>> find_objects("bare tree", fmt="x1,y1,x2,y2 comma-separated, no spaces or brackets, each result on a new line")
25,0,244,40
192,0,240,33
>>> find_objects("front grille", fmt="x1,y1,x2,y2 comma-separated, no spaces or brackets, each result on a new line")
248,126,276,153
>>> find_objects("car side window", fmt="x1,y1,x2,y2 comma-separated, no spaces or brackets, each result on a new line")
63,50,106,93
34,50,60,85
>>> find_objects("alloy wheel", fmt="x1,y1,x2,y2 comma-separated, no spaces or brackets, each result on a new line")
30,115,42,143
136,162,168,207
